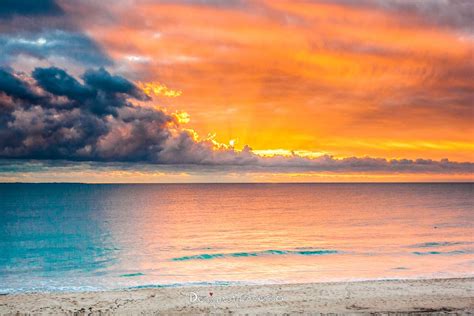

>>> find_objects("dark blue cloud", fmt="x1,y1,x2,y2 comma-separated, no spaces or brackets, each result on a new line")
0,68,39,102
32,67,92,100
0,31,112,67
29,67,148,115
83,68,147,100
0,0,63,19
0,67,175,162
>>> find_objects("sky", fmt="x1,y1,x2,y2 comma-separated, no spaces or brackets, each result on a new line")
0,0,473,182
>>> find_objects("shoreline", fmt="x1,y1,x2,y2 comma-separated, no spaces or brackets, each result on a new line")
3,275,474,295
1,277,473,314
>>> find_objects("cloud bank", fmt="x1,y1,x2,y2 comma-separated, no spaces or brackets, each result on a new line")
0,67,472,175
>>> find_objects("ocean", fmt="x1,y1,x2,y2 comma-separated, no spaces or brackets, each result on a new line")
0,183,472,293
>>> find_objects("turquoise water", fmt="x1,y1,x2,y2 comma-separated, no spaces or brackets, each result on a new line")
0,183,472,293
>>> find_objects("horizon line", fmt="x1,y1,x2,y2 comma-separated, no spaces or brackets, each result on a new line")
1,181,473,185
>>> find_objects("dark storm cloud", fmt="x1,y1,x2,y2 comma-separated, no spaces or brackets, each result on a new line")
28,67,148,114
0,67,472,174
32,67,93,101
0,68,40,103
0,67,172,161
0,0,64,18
82,68,146,100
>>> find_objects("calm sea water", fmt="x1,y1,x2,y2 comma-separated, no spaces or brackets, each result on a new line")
0,183,472,293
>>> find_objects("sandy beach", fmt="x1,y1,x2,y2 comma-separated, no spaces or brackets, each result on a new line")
1,277,472,314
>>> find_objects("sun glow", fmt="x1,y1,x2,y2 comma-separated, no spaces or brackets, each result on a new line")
253,149,328,158
174,111,191,124
138,82,182,98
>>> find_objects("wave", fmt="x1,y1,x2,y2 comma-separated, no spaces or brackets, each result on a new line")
412,249,473,256
119,272,144,277
409,241,472,248
171,249,338,261
126,281,240,289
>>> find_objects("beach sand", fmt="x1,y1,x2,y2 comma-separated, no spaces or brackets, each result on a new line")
0,278,472,315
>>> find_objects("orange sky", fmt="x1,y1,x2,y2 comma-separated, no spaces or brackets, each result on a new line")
1,0,473,182
65,0,474,163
